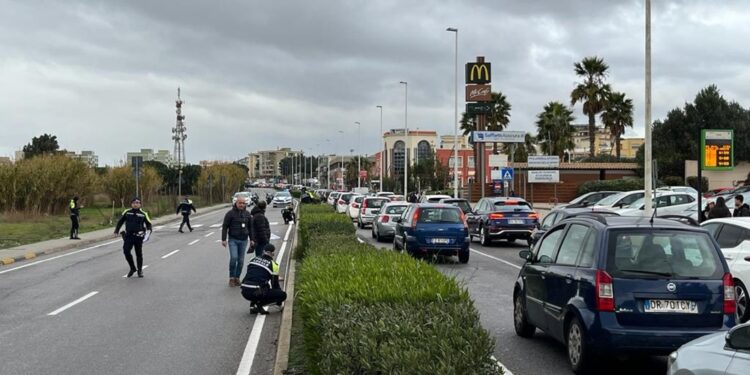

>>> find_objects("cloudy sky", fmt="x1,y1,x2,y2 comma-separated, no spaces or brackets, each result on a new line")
2,0,750,166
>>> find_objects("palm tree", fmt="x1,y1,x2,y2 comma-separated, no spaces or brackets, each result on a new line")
459,111,476,136
536,101,575,158
344,157,373,189
487,92,511,154
601,91,634,159
570,56,611,157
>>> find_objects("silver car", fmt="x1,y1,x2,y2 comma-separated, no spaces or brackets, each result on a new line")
357,197,390,229
371,202,409,242
668,322,750,374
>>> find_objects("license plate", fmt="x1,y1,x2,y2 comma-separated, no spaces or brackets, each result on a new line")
509,219,525,225
643,299,698,314
431,238,451,244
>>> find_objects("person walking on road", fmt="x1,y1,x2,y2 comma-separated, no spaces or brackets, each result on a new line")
734,195,750,217
221,197,254,287
240,243,287,315
176,195,197,233
709,197,732,219
114,197,152,278
251,200,271,257
69,196,82,240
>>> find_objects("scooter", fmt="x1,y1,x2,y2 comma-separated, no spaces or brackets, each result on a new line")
266,195,273,204
282,206,296,224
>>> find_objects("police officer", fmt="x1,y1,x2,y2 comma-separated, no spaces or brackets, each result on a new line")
114,197,152,278
240,243,286,315
69,196,82,240
251,200,271,257
176,195,197,233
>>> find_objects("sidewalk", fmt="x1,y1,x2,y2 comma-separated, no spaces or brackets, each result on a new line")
0,203,231,266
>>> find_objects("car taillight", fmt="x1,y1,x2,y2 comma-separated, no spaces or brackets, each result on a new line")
460,211,468,230
528,212,540,220
362,200,368,209
380,215,390,223
352,203,359,208
338,200,344,205
411,209,420,229
595,270,615,312
724,273,736,315
489,213,505,220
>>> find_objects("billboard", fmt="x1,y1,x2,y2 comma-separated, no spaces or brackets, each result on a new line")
527,156,560,168
701,129,733,170
465,85,491,102
528,170,560,183
471,131,526,143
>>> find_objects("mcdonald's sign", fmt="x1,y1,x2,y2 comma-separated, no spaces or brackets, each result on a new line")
465,62,491,84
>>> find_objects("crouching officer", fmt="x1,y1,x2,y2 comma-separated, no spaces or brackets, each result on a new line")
176,195,197,233
114,197,152,278
240,243,287,314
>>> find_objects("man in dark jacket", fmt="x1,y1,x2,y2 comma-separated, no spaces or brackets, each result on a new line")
734,195,750,217
221,197,254,287
240,243,286,315
69,196,82,240
114,197,152,278
251,200,271,257
176,195,197,233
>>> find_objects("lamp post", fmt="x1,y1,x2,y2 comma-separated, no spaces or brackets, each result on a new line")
338,130,345,190
376,105,383,193
644,0,653,215
446,27,459,198
355,121,361,188
399,81,408,198
325,139,331,189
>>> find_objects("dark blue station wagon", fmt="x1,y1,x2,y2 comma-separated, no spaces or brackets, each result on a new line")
513,215,736,374
393,203,470,263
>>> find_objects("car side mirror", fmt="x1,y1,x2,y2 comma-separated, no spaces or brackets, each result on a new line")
395,218,403,224
726,325,750,350
519,250,532,262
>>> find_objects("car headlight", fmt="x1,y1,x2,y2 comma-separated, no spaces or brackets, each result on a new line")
667,350,678,366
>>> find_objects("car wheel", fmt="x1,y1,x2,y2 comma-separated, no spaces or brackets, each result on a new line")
567,316,593,374
480,226,491,246
458,250,469,264
513,293,536,338
371,227,377,239
736,280,750,323
393,237,400,251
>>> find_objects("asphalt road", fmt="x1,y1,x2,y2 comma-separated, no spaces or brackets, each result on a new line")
352,215,669,375
0,189,292,375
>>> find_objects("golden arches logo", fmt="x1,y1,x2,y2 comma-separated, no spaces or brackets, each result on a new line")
466,63,491,84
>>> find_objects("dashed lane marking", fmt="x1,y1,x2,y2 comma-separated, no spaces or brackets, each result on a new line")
162,250,180,259
204,231,215,238
210,223,222,228
48,291,99,316
188,239,200,246
0,240,120,275
470,248,522,270
122,265,149,278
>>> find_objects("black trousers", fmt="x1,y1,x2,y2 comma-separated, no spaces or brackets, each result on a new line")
241,287,287,307
179,214,192,231
123,235,144,271
70,215,79,238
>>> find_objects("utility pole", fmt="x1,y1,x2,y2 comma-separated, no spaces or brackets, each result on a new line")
447,27,459,198
644,0,653,215
172,87,187,197
355,121,361,188
376,106,384,193
399,81,408,198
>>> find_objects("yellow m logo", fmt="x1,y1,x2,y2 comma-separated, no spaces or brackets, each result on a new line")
466,63,491,84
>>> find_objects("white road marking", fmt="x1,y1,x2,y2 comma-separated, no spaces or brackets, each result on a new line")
162,249,180,259
210,223,222,228
269,222,279,226
236,223,294,375
154,225,165,231
0,240,120,276
491,356,513,375
204,231,215,238
48,291,99,316
188,239,200,246
192,224,204,228
122,265,149,277
270,233,281,240
215,239,222,243
470,248,522,270
356,237,365,243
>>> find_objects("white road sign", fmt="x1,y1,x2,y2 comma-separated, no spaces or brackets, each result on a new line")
489,154,508,167
528,170,560,183
528,155,560,168
471,131,526,143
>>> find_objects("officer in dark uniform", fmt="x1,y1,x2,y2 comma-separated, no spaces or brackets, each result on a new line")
114,197,153,278
176,195,197,233
240,243,286,315
69,196,82,240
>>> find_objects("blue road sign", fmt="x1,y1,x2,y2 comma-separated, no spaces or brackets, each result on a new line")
501,167,514,181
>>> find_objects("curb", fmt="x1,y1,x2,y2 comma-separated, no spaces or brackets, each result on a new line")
273,203,300,375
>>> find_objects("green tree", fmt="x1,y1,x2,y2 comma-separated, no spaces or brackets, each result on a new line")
570,56,611,157
344,157,373,189
536,102,575,158
459,111,476,136
487,92,512,154
601,91,634,159
508,133,537,162
22,133,60,159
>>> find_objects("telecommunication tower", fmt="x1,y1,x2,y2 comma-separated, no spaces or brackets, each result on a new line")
172,87,187,196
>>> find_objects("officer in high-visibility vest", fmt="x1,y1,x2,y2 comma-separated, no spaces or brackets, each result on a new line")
176,195,197,233
114,197,152,278
69,196,82,240
240,243,286,314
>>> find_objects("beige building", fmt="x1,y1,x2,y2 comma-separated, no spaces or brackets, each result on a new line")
619,138,645,159
126,149,175,167
685,160,750,190
248,147,301,178
381,129,438,178
0,156,12,165
571,124,613,158
63,150,98,167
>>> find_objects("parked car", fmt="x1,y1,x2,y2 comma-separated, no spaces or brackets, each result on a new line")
616,192,696,217
514,215,736,374
438,198,472,215
357,197,390,229
347,195,365,220
591,190,645,210
552,191,619,211
376,191,395,198
466,197,540,246
271,191,293,208
667,321,750,375
419,194,452,203
701,217,750,323
327,191,341,207
386,194,405,202
393,203,470,263
232,192,251,205
531,207,620,245
704,187,734,198
657,186,700,197
371,202,409,242
336,193,354,214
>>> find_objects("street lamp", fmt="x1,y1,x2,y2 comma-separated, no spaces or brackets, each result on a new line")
399,81,408,198
644,0,653,215
355,121,361,188
446,27,459,198
376,105,384,193
325,139,331,189
338,130,345,190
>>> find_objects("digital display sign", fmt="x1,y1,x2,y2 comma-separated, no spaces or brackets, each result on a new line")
701,129,734,170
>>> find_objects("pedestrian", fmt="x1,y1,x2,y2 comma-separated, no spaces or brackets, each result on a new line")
69,195,82,240
701,202,715,222
240,243,287,315
251,200,272,257
113,197,152,278
709,197,732,219
221,197,254,287
735,195,750,217
176,195,197,233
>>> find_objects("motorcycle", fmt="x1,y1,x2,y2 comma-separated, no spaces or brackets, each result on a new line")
282,206,296,224
266,194,273,204
251,194,259,205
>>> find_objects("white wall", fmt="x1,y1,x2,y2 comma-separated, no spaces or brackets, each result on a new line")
685,160,750,189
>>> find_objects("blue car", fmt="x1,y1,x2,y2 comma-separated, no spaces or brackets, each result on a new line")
513,215,736,374
393,203,470,263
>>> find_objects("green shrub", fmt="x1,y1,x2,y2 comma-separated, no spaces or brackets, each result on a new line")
291,191,302,199
662,176,684,187
686,176,709,193
577,178,644,195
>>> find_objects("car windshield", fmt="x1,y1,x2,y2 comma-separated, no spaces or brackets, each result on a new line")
385,205,407,215
418,208,463,224
341,194,353,202
426,196,449,203
596,192,626,206
276,192,291,197
493,201,532,212
367,199,388,208
606,230,722,279
354,196,364,203
569,193,591,205
443,200,472,213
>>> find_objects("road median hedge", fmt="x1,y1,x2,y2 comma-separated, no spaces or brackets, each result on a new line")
295,205,502,374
